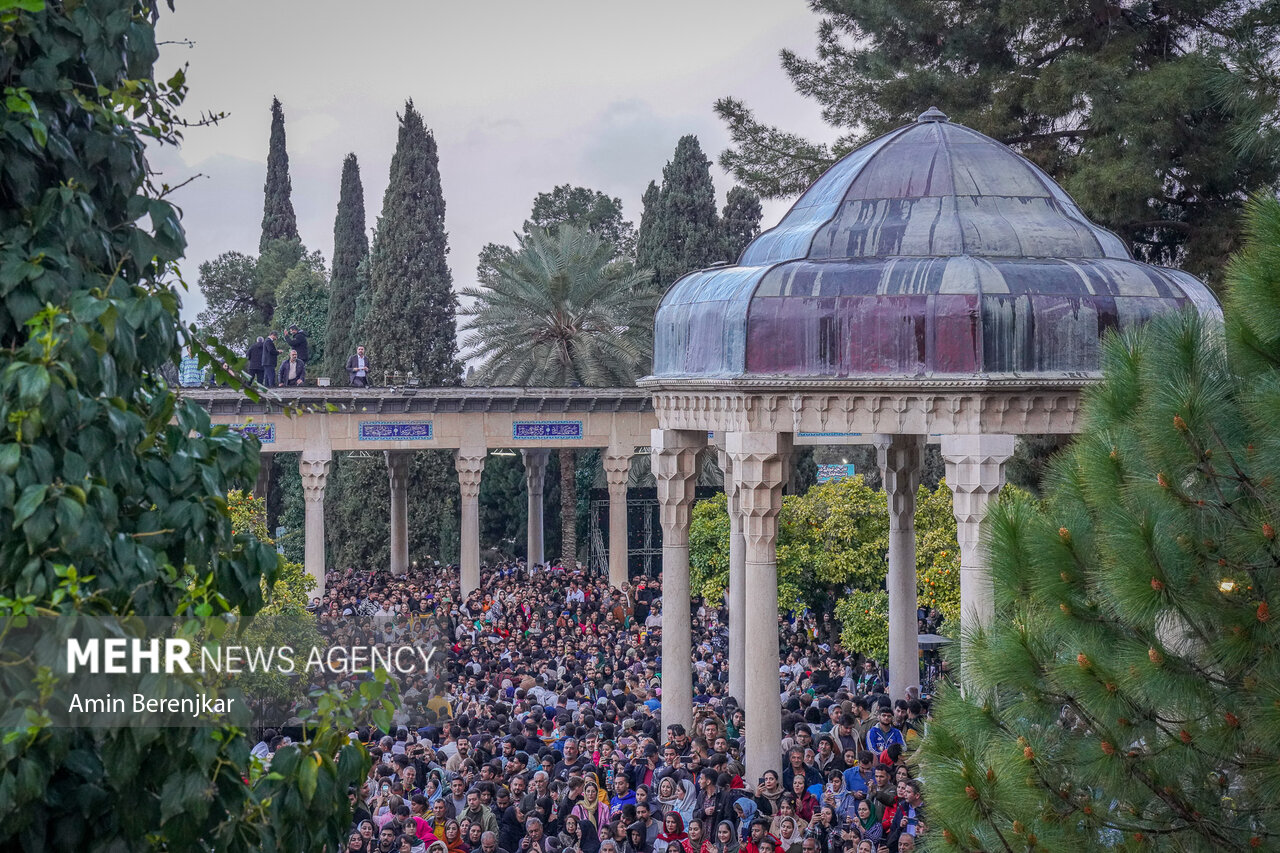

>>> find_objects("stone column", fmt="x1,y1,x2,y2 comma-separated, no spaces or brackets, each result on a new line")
603,447,633,590
876,434,924,701
941,435,1017,635
454,450,486,597
386,451,411,576
719,450,747,705
651,428,704,735
728,430,792,785
299,450,331,598
522,449,549,568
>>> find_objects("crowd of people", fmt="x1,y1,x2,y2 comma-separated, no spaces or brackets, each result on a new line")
273,560,933,853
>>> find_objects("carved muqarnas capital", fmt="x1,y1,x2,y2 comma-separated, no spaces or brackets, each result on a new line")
300,454,330,504
454,453,485,500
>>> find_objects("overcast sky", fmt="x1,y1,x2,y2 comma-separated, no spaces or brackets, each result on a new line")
151,1,835,326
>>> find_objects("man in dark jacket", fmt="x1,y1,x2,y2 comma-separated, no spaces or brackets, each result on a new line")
246,336,267,385
279,348,306,386
263,331,280,387
286,325,310,363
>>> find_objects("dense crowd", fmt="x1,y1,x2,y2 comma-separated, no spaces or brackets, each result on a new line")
272,561,931,853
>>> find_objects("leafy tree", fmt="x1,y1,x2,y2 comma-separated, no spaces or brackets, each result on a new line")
716,0,1280,283
360,100,459,382
461,225,654,564
690,492,732,604
835,590,890,662
325,153,369,378
919,199,1280,852
274,249,329,369
690,479,969,644
527,184,637,257
477,184,636,292
720,184,763,262
637,135,724,290
0,2,393,849
260,96,299,253
777,476,890,616
195,250,269,350
226,491,323,720
196,237,306,354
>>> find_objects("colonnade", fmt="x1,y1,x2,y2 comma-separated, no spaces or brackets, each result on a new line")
653,429,1016,784
293,444,635,599
294,422,1016,784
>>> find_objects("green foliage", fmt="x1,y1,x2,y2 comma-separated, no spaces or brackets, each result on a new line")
0,5,392,848
690,478,968,645
196,238,308,353
919,199,1280,851
324,153,369,378
834,590,889,663
479,451,528,558
360,100,459,382
326,451,459,573
636,135,725,290
719,185,762,262
273,249,329,369
260,96,299,253
462,225,652,565
716,0,1280,283
527,184,636,258
195,250,270,350
777,476,889,613
225,491,321,715
690,492,731,603
915,481,960,628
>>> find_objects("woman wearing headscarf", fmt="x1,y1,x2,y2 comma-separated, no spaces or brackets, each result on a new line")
560,812,602,853
655,775,697,827
573,777,613,831
731,798,757,844
622,822,651,853
443,819,468,853
772,817,804,853
710,821,740,853
652,812,692,853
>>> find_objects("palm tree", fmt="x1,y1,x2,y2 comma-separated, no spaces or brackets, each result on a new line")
461,225,655,566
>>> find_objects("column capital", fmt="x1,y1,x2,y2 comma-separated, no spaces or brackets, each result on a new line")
727,431,792,550
651,429,704,544
521,448,550,495
940,434,1017,520
454,451,486,500
385,450,411,486
877,434,924,520
299,452,330,504
602,447,632,494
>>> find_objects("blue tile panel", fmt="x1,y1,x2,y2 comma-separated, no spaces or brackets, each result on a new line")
231,423,275,443
513,421,583,440
358,421,433,440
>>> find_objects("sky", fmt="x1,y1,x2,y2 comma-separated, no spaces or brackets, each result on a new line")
151,1,836,327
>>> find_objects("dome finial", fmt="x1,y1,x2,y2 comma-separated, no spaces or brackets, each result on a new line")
917,106,949,123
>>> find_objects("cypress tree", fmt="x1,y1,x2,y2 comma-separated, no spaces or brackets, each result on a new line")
638,136,723,290
720,185,763,262
360,100,459,383
324,153,369,377
260,97,299,253
636,180,661,281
